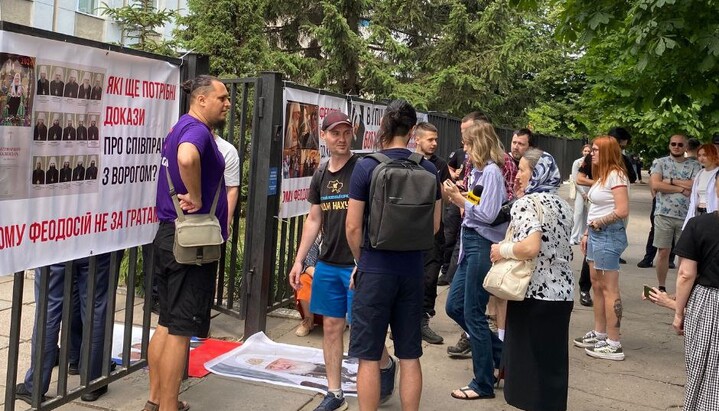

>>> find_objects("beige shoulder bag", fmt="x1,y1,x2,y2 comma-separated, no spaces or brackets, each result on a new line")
166,167,224,265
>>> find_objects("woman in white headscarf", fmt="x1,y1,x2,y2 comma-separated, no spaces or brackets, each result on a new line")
490,149,574,411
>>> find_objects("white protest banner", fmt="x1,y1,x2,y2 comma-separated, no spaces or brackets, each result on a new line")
0,31,180,274
348,99,385,153
279,87,346,218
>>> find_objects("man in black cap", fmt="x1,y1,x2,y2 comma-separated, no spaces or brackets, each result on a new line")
288,111,396,410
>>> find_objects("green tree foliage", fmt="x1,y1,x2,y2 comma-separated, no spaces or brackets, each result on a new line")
176,0,576,129
544,0,719,145
100,0,178,55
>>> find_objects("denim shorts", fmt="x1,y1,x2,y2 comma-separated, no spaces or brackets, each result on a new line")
586,221,628,271
309,261,354,323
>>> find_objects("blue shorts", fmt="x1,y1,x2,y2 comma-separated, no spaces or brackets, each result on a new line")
586,221,628,271
349,271,424,361
309,261,354,323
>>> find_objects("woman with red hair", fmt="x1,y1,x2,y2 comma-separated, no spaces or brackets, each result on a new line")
683,143,719,229
573,136,630,361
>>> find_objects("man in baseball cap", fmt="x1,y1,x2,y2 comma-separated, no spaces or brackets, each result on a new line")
321,111,352,131
289,109,396,410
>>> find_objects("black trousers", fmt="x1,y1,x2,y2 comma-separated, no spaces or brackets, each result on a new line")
442,204,462,273
423,225,445,317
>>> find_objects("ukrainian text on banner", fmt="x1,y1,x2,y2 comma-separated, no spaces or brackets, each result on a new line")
0,31,180,274
279,87,346,218
348,98,386,153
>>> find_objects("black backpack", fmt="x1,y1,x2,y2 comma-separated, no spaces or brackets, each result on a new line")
366,152,437,251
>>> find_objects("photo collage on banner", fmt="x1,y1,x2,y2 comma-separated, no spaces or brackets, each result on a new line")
279,88,346,218
30,61,104,197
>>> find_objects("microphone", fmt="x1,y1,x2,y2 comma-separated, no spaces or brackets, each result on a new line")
467,185,483,205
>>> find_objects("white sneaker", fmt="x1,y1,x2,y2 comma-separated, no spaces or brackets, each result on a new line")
573,330,605,348
585,340,625,361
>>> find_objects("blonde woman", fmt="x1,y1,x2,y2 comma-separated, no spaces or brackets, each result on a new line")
443,121,507,400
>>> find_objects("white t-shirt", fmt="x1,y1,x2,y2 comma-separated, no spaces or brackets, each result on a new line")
215,136,240,187
587,170,628,222
695,168,713,207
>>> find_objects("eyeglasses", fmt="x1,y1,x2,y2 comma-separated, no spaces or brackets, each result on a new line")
670,142,684,147
591,148,599,153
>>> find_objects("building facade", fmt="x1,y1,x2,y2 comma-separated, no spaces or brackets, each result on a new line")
0,0,186,45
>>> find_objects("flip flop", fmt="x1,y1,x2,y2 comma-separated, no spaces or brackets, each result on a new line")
143,400,191,411
450,386,495,400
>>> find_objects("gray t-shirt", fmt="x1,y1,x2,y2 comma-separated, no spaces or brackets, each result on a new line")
650,156,701,219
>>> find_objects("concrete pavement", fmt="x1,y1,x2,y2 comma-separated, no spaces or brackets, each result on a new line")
1,176,688,410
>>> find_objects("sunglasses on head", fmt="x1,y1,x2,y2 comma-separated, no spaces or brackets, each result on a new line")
670,142,684,147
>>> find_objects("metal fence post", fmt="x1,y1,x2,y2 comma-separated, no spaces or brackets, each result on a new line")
243,72,284,337
179,53,210,112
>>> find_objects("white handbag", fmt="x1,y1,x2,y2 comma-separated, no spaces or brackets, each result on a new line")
483,196,543,301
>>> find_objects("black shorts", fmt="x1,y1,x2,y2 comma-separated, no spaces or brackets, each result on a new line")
154,222,218,337
348,271,423,361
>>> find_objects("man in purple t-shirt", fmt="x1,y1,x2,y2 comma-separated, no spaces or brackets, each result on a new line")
147,75,229,411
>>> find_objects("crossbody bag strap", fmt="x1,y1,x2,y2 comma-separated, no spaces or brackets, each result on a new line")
165,165,223,221
165,166,186,223
208,176,223,215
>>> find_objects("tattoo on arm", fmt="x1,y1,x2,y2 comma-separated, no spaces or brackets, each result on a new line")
614,299,623,328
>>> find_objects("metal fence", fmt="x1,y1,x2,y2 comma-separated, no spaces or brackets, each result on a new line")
219,82,587,321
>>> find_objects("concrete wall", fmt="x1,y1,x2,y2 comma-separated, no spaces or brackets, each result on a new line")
1,0,33,26
74,12,105,41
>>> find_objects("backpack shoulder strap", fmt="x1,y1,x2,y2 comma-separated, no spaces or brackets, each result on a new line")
408,152,424,165
366,152,391,164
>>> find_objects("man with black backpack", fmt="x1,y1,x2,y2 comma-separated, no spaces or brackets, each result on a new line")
346,100,442,410
289,111,394,411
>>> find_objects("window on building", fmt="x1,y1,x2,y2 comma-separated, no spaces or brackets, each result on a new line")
77,0,99,15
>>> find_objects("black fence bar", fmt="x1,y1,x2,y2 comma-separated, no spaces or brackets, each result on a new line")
31,265,50,408
122,250,138,370
4,272,25,411
243,72,284,337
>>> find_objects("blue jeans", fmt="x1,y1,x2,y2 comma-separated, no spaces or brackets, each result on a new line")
445,228,502,396
24,253,115,395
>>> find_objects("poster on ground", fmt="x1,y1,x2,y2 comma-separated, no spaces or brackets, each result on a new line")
279,88,346,218
0,30,180,274
205,331,358,395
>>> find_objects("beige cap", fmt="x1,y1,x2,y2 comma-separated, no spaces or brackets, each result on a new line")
54,67,64,77
69,70,78,80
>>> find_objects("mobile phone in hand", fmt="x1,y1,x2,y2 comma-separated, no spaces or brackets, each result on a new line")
643,284,653,299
